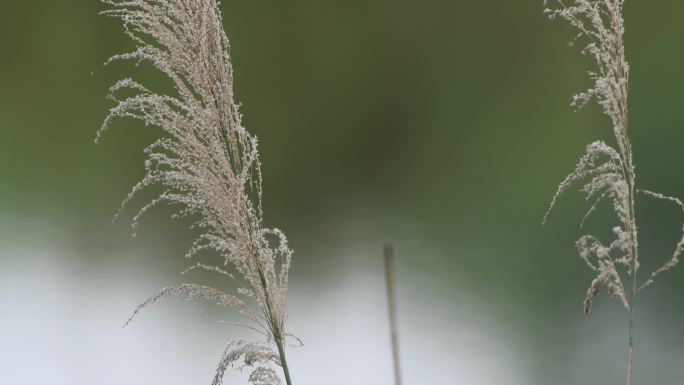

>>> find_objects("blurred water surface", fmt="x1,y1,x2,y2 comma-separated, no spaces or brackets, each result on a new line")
2,0,684,384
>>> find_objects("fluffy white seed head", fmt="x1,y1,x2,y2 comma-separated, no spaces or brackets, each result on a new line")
99,1,292,383
544,0,684,313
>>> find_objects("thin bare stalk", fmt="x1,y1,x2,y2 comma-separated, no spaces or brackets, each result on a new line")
384,244,403,385
626,151,637,385
275,337,293,385
627,340,634,385
626,261,635,385
627,237,636,385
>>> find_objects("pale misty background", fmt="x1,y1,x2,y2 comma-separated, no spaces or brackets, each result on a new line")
2,1,684,384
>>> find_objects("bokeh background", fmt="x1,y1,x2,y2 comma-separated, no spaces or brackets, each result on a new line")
2,1,684,384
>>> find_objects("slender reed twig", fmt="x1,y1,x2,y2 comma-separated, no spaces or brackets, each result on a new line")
384,244,403,385
275,337,293,385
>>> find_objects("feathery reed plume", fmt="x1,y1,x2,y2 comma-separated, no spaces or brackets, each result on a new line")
97,1,295,384
543,1,684,383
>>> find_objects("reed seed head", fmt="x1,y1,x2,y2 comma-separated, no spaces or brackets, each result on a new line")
99,1,294,383
544,0,684,313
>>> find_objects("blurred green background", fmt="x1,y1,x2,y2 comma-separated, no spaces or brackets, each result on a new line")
2,1,684,384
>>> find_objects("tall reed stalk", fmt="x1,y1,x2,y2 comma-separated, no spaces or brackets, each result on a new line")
543,1,684,384
98,1,296,384
383,245,403,385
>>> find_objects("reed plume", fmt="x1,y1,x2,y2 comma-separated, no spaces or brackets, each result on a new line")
543,1,684,383
97,1,295,384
